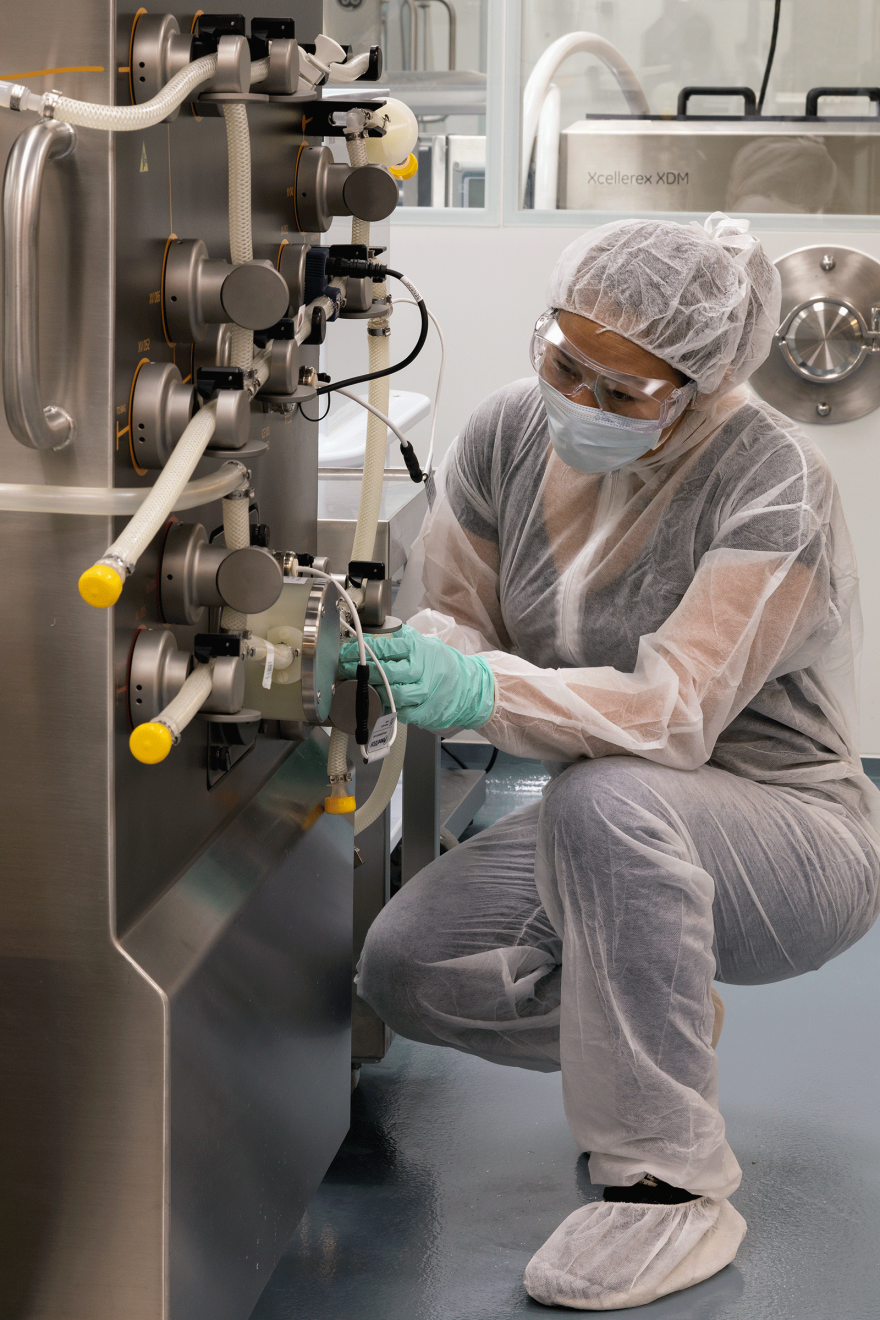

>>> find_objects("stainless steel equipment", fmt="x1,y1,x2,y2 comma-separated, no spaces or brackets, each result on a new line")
751,245,880,424
0,3,390,1317
559,109,880,214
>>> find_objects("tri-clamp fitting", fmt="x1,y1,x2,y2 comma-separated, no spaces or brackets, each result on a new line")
164,239,291,343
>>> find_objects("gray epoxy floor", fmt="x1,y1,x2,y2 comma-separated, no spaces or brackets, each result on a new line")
252,754,880,1319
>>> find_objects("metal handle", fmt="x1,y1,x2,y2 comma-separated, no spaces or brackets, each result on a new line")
2,118,76,450
805,86,880,117
677,86,757,117
407,0,457,71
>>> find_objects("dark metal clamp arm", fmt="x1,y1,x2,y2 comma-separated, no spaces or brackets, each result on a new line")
2,119,76,450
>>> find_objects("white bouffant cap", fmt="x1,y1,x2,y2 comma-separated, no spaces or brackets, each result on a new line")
547,212,781,396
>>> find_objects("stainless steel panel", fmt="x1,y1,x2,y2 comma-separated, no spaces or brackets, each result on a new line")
560,119,880,214
122,737,353,1320
402,725,440,882
0,2,352,1317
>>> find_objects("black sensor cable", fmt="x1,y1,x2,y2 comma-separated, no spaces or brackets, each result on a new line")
757,0,782,114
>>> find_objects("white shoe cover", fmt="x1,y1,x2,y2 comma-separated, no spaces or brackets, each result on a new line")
523,1197,746,1311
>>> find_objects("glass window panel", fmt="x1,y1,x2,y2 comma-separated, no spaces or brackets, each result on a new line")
325,0,490,210
518,0,880,217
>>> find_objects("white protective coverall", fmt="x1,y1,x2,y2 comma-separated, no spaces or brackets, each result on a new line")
357,216,880,1309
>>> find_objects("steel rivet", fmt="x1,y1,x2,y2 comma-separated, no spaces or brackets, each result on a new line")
820,255,836,271
816,402,832,417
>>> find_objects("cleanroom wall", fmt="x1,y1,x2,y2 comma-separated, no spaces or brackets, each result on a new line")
382,0,880,750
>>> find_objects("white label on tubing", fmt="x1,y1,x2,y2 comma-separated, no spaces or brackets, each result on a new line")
364,712,397,761
262,641,276,689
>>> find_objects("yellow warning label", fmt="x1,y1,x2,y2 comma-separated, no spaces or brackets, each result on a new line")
140,143,148,172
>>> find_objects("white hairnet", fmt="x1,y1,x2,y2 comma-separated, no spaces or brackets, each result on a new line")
547,212,782,396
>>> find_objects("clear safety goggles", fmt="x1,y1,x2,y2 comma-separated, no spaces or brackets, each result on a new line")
530,311,696,425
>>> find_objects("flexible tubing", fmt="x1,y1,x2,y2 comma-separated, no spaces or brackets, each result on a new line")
0,461,246,515
336,387,411,450
389,299,445,475
101,400,218,572
328,726,349,779
534,82,561,210
354,723,407,836
223,103,254,370
346,127,371,247
220,493,250,632
521,33,648,203
249,57,270,85
352,313,391,561
0,56,219,129
157,661,215,740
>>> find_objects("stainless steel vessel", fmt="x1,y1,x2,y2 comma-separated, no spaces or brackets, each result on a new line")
560,115,880,214
0,4,358,1318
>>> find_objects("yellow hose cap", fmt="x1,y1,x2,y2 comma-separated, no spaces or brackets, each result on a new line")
130,722,174,765
324,794,356,815
389,153,418,181
79,563,123,608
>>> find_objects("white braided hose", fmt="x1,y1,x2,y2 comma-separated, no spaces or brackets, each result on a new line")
249,57,270,85
100,399,218,574
354,723,407,836
346,128,371,247
0,56,218,129
351,303,391,561
156,661,215,740
220,493,250,632
223,103,255,370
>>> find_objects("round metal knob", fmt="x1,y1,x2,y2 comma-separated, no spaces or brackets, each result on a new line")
220,260,291,331
216,547,284,614
779,299,868,383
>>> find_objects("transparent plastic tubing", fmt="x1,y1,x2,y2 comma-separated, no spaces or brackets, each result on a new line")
223,102,254,370
156,662,215,741
0,55,218,130
0,461,246,515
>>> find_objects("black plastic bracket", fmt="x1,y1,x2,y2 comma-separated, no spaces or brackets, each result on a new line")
300,98,389,138
196,365,246,400
348,560,385,587
194,633,245,663
252,16,295,41
253,317,297,348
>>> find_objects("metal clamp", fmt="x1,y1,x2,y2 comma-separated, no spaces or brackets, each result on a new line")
2,119,76,449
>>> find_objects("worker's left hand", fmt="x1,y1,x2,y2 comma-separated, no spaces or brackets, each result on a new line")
337,624,496,731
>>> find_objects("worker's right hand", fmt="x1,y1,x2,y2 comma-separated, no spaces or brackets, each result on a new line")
338,624,496,731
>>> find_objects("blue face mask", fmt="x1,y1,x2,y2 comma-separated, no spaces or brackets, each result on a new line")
537,378,665,474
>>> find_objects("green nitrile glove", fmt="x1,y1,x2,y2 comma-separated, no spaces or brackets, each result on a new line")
338,624,496,731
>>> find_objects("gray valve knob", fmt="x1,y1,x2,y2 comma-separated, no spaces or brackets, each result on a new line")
164,239,291,343
160,523,284,625
292,146,400,233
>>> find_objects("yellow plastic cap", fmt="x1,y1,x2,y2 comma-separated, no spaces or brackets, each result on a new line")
324,794,356,815
389,153,418,181
79,563,124,608
130,722,174,765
